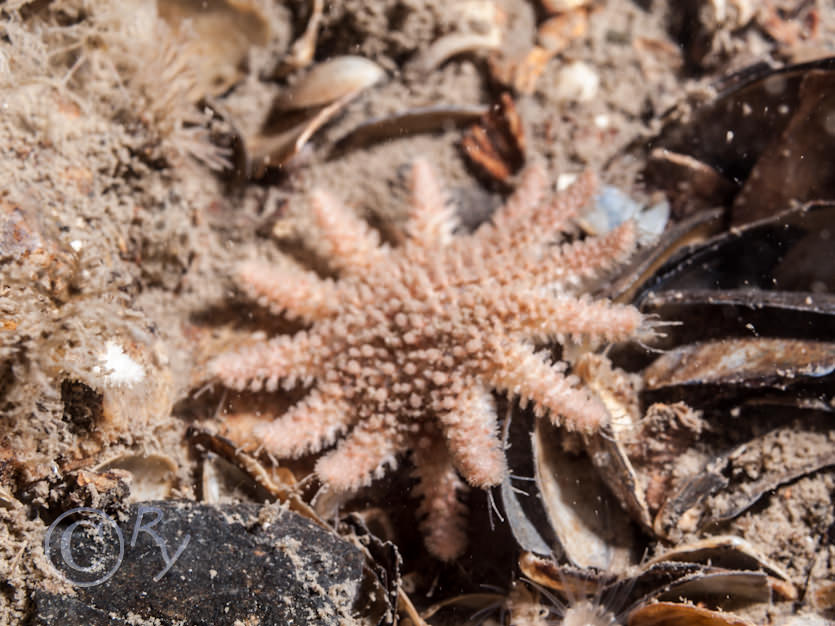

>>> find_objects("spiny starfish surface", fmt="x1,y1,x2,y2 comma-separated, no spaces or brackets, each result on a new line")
210,161,646,559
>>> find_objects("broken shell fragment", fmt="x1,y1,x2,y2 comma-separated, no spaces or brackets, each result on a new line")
654,413,835,539
201,451,272,504
490,46,555,94
518,552,618,597
539,0,592,13
645,58,835,226
460,93,525,185
646,148,737,218
627,601,756,626
519,552,774,622
187,427,321,525
644,338,835,390
409,2,504,76
329,104,487,157
646,535,793,585
249,56,385,174
94,453,178,502
574,354,653,533
249,92,356,174
272,56,385,112
537,8,589,54
410,31,503,75
533,418,636,572
273,0,323,76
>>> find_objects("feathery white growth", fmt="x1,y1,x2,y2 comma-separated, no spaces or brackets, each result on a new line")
97,341,145,387
561,600,619,626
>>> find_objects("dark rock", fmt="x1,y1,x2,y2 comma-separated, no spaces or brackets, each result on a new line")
35,501,365,625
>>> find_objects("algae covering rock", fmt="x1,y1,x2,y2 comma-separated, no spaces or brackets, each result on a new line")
35,502,366,625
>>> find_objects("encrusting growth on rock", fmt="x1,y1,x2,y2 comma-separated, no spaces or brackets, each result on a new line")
210,160,647,559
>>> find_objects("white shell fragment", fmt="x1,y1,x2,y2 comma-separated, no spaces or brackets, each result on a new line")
273,56,386,112
553,61,599,102
581,185,670,244
540,0,592,13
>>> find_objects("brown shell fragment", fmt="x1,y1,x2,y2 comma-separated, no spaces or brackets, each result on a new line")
610,208,724,305
518,552,618,597
811,579,835,612
330,105,487,157
461,93,525,185
655,570,772,604
537,9,589,54
733,70,835,225
646,535,793,585
645,148,737,218
187,426,320,524
410,31,503,76
644,58,835,227
247,94,357,175
519,553,774,621
627,601,756,626
644,338,835,390
408,2,504,75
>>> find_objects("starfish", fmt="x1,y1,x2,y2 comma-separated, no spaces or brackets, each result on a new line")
210,161,646,559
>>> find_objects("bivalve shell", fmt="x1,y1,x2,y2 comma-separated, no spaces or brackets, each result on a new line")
273,56,385,112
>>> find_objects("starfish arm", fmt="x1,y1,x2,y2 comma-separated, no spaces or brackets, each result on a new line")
438,383,506,488
474,163,546,246
253,384,354,458
406,159,458,248
314,416,404,491
483,340,609,432
309,189,388,274
476,169,595,257
412,436,469,561
543,220,638,287
209,331,320,392
238,260,337,321
493,290,644,344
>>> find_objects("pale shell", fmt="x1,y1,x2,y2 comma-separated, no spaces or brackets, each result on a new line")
94,453,177,501
273,56,385,112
